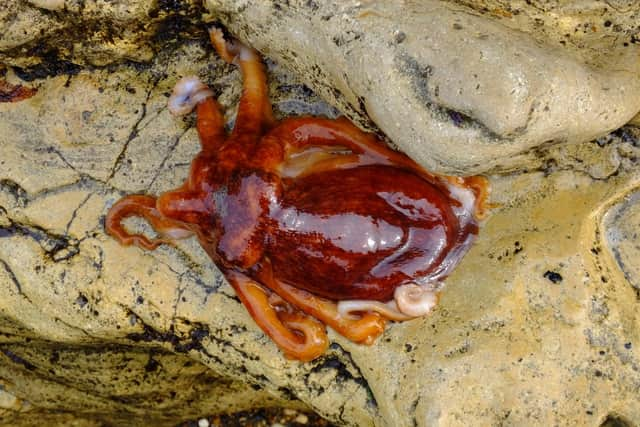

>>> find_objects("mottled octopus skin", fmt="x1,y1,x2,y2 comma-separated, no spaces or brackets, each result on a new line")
105,29,489,361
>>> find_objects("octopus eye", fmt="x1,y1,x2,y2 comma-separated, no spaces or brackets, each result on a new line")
168,76,214,116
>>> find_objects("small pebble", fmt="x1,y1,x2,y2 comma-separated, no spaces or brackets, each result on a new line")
393,30,406,43
197,418,210,427
295,414,309,424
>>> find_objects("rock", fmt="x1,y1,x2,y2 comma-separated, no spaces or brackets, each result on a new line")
602,188,640,294
0,342,301,426
0,0,204,68
205,0,640,174
0,36,373,426
2,2,640,426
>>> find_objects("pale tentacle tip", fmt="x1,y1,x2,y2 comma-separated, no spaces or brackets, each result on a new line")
208,26,223,38
337,299,412,321
394,283,439,318
336,283,439,321
168,76,214,116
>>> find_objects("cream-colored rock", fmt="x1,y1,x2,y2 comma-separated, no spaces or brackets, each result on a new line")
205,0,640,174
2,2,640,427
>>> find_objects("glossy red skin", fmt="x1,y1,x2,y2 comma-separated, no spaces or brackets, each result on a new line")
271,166,464,301
106,33,488,360
156,117,475,303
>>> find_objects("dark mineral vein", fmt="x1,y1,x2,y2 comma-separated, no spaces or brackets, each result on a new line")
106,77,159,182
0,258,25,296
0,348,36,370
0,217,79,263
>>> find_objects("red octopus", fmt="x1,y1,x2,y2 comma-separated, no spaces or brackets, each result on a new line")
106,29,489,361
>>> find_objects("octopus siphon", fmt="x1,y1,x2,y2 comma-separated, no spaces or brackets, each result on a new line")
105,28,489,361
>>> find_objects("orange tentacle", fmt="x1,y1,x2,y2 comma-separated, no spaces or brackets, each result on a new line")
209,28,274,140
258,269,386,345
463,175,491,220
259,117,437,180
196,98,226,151
105,195,192,250
277,149,363,179
445,175,492,220
226,271,328,361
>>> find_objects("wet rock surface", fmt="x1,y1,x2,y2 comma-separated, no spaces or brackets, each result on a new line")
206,0,640,174
1,1,640,426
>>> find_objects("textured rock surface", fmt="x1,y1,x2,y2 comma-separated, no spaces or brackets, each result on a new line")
2,1,640,427
0,0,204,68
206,0,640,174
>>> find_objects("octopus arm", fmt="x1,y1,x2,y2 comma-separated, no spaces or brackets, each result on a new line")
255,262,386,344
225,270,328,361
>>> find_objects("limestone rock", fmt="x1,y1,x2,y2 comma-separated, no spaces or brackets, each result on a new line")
205,0,640,174
0,0,203,68
2,2,640,427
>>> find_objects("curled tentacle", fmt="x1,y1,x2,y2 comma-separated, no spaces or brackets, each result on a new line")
338,283,439,321
394,283,439,317
337,299,414,322
227,271,328,361
277,311,328,360
105,195,192,250
260,274,386,344
168,76,215,116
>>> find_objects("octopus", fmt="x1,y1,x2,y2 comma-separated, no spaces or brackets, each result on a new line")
106,29,489,361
